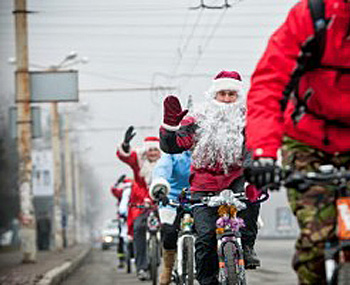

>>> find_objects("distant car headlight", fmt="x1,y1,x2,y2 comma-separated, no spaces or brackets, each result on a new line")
103,236,113,243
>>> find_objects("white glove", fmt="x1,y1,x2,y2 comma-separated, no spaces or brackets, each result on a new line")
149,177,170,200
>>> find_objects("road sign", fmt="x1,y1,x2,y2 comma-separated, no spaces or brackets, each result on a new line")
9,106,42,139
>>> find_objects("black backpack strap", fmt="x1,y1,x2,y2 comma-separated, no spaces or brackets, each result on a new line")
280,0,327,112
308,0,327,63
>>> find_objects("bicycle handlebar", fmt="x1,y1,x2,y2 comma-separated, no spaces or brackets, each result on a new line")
285,170,350,184
167,199,201,209
168,189,268,211
275,166,350,191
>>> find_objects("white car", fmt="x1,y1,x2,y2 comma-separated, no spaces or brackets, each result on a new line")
101,219,119,250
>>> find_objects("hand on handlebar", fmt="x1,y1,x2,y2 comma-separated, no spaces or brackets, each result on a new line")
244,158,282,190
149,184,170,206
160,195,169,207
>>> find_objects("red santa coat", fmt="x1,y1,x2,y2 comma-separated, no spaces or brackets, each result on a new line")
110,186,123,202
117,147,152,236
246,0,350,159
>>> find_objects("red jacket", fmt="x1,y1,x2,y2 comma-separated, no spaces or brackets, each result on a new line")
125,182,147,236
246,0,350,159
110,186,123,202
117,147,152,236
160,117,243,192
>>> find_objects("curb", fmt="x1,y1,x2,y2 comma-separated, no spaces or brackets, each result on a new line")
36,246,91,285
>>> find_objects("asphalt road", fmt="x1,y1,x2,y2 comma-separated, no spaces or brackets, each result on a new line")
62,239,298,285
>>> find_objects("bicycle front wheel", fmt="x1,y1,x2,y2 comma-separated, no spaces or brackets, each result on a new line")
126,241,133,274
149,235,159,285
223,242,246,285
181,236,194,285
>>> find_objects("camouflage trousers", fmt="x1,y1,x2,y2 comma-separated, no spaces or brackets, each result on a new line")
282,137,350,285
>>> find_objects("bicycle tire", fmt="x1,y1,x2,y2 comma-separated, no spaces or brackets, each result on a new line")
126,241,132,274
181,237,194,285
337,262,350,285
223,242,244,285
149,235,159,285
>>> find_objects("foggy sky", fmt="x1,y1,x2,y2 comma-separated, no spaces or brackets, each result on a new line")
0,0,298,227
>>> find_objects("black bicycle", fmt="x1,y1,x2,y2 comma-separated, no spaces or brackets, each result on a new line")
115,215,134,273
168,190,196,285
137,202,162,285
125,238,134,274
280,165,350,285
193,190,268,285
169,189,268,285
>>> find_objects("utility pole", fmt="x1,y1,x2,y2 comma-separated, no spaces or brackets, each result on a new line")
46,57,81,249
64,114,74,246
73,153,81,243
79,165,87,243
14,0,37,262
51,102,63,250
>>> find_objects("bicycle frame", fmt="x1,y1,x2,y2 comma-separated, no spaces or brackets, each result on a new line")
135,202,161,285
283,166,350,285
325,189,350,285
176,213,196,279
191,190,248,285
147,207,161,285
147,209,161,235
168,191,196,285
170,189,266,284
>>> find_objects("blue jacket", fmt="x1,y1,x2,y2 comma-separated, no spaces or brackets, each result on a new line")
152,151,191,202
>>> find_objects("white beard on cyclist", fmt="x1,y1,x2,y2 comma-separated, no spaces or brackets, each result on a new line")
139,156,158,186
191,98,245,174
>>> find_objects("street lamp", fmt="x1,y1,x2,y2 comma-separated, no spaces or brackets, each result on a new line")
60,56,89,69
7,51,89,70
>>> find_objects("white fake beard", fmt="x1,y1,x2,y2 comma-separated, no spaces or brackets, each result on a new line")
191,99,245,173
140,158,157,186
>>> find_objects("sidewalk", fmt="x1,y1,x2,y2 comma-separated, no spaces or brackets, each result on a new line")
0,244,91,285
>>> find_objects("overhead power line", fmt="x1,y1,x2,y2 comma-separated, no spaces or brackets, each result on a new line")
68,126,155,133
182,0,245,88
82,71,150,86
79,86,176,93
190,0,233,10
169,9,204,78
182,8,228,88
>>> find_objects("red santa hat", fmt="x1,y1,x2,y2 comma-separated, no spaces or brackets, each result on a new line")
143,136,160,151
208,70,243,96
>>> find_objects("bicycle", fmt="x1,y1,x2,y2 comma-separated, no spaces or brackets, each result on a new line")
124,238,134,273
115,215,134,273
137,201,162,285
167,190,196,285
189,189,268,285
281,165,350,285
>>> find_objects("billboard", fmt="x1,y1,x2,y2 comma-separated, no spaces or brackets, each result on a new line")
29,70,79,102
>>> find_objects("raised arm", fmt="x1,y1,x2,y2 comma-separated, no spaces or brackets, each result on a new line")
159,95,196,154
246,2,310,159
116,126,142,182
